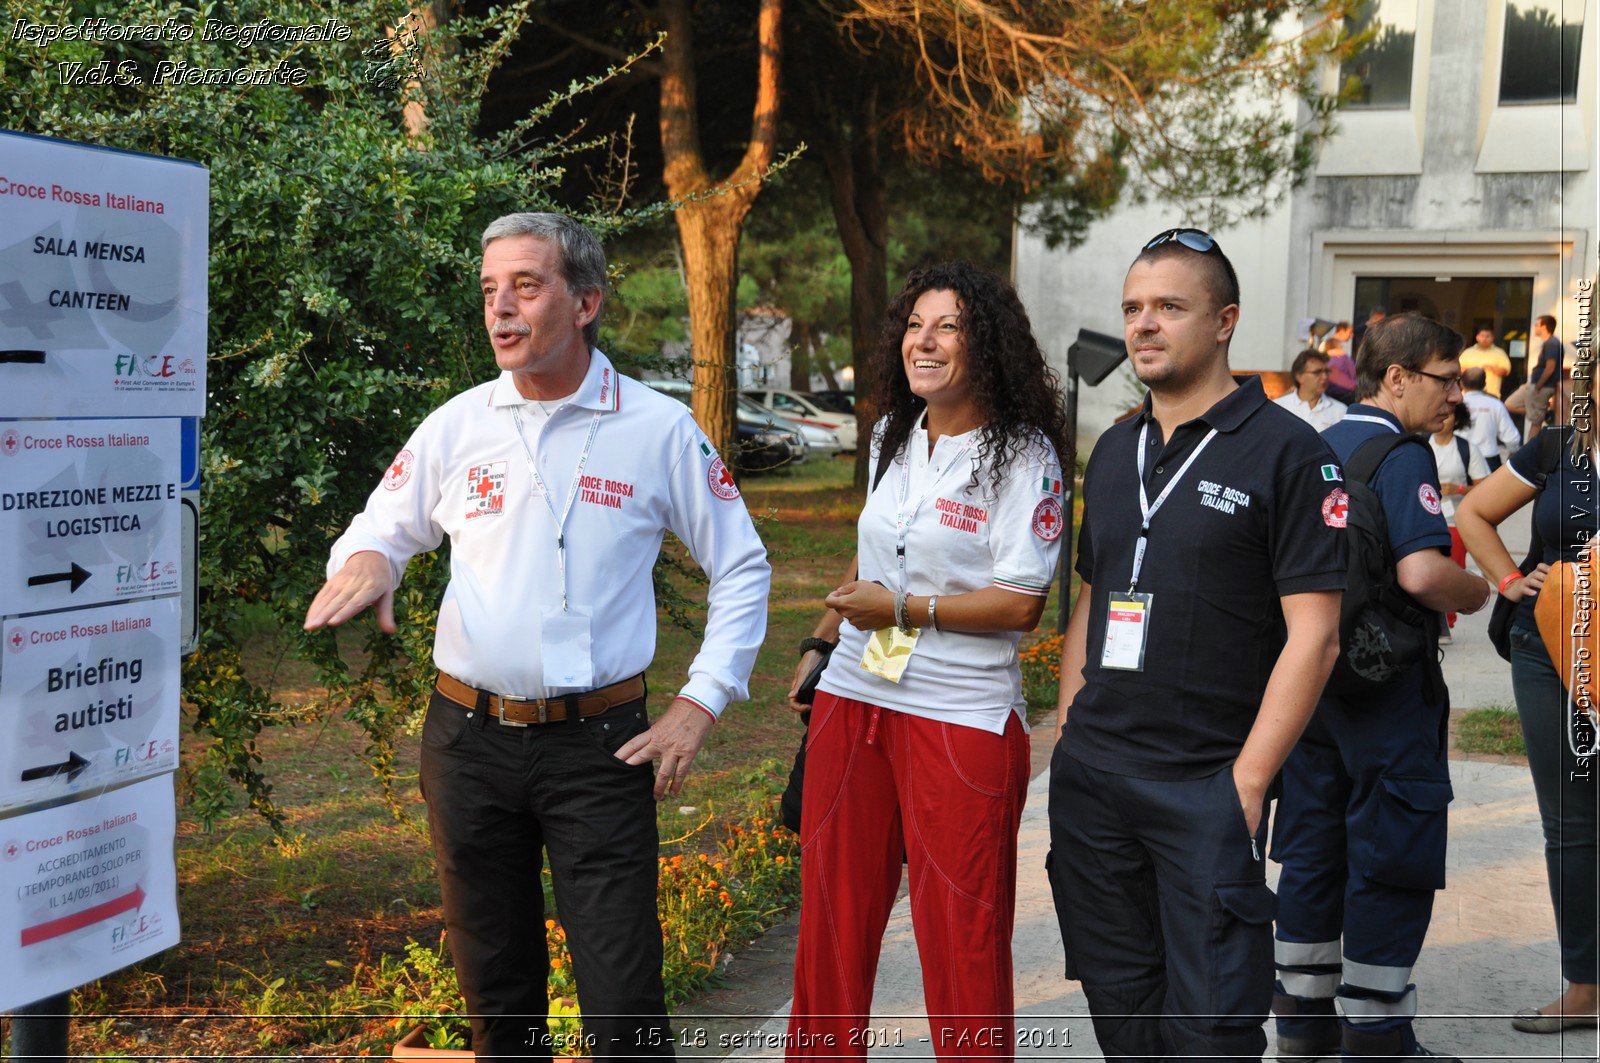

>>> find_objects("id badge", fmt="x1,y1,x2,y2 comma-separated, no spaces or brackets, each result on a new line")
860,626,919,683
1100,593,1153,672
542,608,595,689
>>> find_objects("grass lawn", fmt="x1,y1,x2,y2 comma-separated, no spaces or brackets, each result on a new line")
42,454,1069,1059
1455,706,1528,757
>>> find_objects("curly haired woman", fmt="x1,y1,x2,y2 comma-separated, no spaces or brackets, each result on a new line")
783,261,1070,1062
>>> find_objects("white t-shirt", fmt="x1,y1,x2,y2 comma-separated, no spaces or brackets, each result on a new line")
328,351,771,714
817,414,1064,734
1273,391,1347,432
1427,433,1491,526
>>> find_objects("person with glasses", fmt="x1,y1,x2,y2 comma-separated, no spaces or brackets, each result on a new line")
1275,348,1348,431
1272,312,1492,1062
1049,227,1345,1061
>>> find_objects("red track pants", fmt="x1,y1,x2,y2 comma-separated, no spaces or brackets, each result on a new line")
786,691,1030,1062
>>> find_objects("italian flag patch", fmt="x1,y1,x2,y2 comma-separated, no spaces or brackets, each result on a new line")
699,441,715,458
1321,464,1342,482
1042,474,1063,495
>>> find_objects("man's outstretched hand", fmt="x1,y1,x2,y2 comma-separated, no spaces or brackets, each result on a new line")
304,551,396,632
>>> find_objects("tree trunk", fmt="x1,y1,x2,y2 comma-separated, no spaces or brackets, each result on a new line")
389,1,453,141
657,0,783,466
675,202,746,458
815,101,889,487
790,321,813,390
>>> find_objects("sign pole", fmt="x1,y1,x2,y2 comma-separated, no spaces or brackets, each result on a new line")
7,991,71,1062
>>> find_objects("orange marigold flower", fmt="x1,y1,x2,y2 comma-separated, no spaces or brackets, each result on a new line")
775,856,786,864
545,919,557,930
551,958,565,970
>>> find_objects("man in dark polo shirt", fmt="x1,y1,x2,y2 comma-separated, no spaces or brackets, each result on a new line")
1517,313,1565,439
1048,228,1346,1061
1271,313,1492,1062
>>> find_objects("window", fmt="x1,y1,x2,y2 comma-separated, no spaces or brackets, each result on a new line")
1339,0,1419,108
1500,0,1584,104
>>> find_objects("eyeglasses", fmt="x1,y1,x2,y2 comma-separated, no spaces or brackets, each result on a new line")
1144,228,1218,254
1412,368,1463,393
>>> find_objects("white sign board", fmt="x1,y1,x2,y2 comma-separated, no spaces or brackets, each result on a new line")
0,130,208,419
0,417,180,612
0,774,180,1010
0,597,180,815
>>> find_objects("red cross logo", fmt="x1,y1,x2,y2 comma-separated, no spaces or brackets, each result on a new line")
6,629,24,653
3,841,18,861
1033,497,1064,541
475,473,496,499
1,430,17,457
383,449,414,491
1322,488,1349,529
707,456,740,500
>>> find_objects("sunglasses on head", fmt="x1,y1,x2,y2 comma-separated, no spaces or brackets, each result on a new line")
1143,228,1218,254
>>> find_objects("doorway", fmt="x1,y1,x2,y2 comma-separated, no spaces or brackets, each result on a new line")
1353,275,1537,389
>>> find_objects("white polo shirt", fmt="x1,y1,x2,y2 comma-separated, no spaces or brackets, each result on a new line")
1273,390,1347,432
328,351,771,716
818,415,1064,734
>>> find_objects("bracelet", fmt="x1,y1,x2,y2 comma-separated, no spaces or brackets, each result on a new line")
894,589,914,633
927,594,939,632
798,636,836,656
1497,571,1523,595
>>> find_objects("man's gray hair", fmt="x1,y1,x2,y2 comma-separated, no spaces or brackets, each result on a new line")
481,212,607,346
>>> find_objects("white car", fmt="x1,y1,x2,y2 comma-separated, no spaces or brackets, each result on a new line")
644,380,809,470
737,396,843,458
742,389,858,453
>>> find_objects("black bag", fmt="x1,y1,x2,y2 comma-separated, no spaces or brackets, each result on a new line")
1325,433,1439,697
1487,429,1564,660
779,449,895,834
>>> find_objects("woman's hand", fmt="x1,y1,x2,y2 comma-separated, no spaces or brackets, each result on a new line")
824,580,897,632
787,650,826,714
1503,562,1553,601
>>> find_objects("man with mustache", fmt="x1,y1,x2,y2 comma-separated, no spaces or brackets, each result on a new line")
305,212,771,1059
1050,229,1345,1060
1271,313,1491,1061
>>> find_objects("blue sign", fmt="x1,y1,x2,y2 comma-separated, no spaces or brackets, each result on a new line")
180,416,200,491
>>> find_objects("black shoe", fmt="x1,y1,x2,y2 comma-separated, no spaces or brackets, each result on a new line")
1277,1030,1340,1062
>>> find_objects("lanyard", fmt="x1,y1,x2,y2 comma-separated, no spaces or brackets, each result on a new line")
1130,420,1218,590
894,430,974,593
509,405,603,613
1343,413,1400,432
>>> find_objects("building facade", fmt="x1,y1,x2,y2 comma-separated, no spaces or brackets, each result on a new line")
1017,0,1598,446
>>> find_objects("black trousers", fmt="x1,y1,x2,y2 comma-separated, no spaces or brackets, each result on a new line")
419,690,673,1060
1046,748,1276,1063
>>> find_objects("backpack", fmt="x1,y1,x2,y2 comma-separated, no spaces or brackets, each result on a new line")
1325,433,1441,698
1486,428,1566,660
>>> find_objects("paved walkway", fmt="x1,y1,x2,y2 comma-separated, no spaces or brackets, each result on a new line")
714,509,1600,1059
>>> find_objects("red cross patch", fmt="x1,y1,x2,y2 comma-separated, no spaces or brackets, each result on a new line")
708,455,740,500
6,628,26,654
465,461,507,519
1,430,18,457
1322,488,1349,528
1032,496,1064,541
382,448,414,491
1418,483,1442,516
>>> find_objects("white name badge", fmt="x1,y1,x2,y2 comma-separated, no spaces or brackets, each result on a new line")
860,626,919,683
542,608,595,690
1100,593,1153,672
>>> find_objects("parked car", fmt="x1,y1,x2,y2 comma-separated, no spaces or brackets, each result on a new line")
737,395,844,457
807,389,856,414
644,380,807,472
742,388,857,452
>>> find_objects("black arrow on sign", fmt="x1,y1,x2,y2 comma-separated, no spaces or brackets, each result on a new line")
21,751,90,783
27,562,90,592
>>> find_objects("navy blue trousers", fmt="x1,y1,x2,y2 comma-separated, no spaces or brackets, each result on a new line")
1271,673,1451,1055
1047,748,1276,1062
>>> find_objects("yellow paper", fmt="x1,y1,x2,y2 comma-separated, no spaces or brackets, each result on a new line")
860,625,919,682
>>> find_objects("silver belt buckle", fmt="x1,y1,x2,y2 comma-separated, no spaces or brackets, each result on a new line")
495,693,537,727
